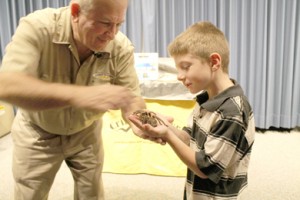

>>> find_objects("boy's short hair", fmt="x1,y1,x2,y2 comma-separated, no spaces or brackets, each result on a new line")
168,21,230,73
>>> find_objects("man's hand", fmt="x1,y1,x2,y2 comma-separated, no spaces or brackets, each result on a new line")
71,84,136,112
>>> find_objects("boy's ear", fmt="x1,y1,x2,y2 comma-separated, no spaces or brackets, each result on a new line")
209,53,221,71
71,3,80,17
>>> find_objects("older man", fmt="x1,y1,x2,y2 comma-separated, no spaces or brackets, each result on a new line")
0,0,146,199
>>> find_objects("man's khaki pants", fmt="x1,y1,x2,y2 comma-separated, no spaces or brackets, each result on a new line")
11,112,104,200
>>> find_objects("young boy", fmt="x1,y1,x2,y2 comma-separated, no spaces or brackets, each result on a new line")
129,21,255,199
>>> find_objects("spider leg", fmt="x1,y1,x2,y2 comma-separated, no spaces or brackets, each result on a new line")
155,116,168,127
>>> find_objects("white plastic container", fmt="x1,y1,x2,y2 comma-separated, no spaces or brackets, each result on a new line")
0,101,15,137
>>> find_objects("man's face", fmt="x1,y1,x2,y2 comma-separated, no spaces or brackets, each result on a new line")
73,0,127,52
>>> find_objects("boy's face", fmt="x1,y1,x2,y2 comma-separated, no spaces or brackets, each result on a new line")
174,54,212,94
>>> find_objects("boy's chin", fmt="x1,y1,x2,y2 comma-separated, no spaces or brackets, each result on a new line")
189,89,199,94
190,90,203,95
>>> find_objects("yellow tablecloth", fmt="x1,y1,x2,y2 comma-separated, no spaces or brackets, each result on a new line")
0,101,14,137
102,99,195,177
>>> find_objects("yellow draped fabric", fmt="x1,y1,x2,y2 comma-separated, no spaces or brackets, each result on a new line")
102,99,195,177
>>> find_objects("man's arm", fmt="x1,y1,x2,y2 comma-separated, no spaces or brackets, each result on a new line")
0,72,73,110
0,72,135,112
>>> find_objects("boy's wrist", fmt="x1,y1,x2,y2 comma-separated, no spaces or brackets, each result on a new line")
163,127,174,143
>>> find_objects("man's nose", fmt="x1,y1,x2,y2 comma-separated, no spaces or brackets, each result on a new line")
105,24,118,40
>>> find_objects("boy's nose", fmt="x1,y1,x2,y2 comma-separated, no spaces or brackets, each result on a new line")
177,73,185,81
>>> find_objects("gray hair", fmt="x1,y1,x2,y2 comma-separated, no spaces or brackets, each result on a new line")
70,0,95,14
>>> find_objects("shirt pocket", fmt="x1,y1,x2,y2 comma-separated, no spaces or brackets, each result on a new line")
90,73,113,85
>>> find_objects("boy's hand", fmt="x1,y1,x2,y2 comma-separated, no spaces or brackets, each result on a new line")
128,110,173,144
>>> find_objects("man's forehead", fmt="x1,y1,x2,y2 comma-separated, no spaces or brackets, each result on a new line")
89,1,127,22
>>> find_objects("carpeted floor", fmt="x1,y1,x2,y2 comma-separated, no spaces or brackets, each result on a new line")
1,128,300,200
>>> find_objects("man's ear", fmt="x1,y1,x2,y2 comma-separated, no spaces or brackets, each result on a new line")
209,53,221,71
71,3,80,17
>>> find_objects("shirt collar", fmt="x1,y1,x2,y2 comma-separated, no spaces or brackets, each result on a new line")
52,7,72,45
196,79,244,111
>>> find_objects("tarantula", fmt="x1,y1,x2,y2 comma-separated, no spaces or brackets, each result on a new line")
132,110,167,127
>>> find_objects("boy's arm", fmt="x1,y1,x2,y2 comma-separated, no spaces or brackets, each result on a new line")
128,114,208,178
166,124,191,145
163,125,208,179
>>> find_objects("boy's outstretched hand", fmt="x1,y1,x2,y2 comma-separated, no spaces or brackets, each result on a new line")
128,109,173,145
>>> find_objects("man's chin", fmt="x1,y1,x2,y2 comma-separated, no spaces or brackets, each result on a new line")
93,41,110,51
93,47,104,52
